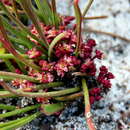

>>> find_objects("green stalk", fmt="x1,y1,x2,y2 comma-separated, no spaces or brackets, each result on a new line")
0,116,28,128
82,0,94,17
9,36,32,49
73,0,82,56
20,0,49,48
0,104,16,111
55,92,83,101
0,54,28,59
15,59,27,74
34,82,64,90
82,78,96,130
0,91,16,98
0,112,41,130
0,71,40,83
48,32,66,61
0,81,80,98
3,59,15,72
0,104,40,119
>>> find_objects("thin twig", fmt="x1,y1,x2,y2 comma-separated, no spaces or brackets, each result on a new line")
82,0,94,17
82,78,96,130
83,15,108,20
85,28,130,43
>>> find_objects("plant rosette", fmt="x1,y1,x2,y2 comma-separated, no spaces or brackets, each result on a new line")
0,0,114,130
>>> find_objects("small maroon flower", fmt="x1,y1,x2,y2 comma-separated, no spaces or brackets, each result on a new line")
39,60,54,72
99,66,108,74
101,79,112,88
90,96,95,104
95,96,102,101
105,72,115,79
54,60,68,77
46,29,58,39
27,48,42,59
15,69,22,74
87,39,96,48
95,50,103,59
12,79,25,87
37,72,54,83
81,60,96,76
63,55,81,66
55,43,74,58
80,43,92,59
36,97,50,103
62,16,75,25
89,88,101,95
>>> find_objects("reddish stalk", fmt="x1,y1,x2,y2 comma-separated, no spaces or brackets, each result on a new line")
73,0,82,56
83,15,108,20
82,78,96,130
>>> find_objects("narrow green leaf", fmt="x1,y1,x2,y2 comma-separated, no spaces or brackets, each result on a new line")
0,104,16,111
3,59,15,72
0,71,40,83
41,103,64,115
0,2,47,49
34,82,64,90
0,91,16,98
73,0,82,56
48,32,66,61
0,54,28,59
20,0,49,48
0,116,27,128
35,0,51,24
0,36,40,71
0,112,41,130
0,104,40,119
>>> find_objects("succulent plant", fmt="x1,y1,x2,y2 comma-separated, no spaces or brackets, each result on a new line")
0,0,114,129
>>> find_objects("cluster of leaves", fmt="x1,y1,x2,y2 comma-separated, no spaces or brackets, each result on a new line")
0,0,114,130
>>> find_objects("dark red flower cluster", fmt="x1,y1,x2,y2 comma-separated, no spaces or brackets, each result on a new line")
12,18,114,104
97,66,115,88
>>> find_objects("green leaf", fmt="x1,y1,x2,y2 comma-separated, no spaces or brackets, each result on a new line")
41,103,64,115
0,116,27,128
0,2,47,50
0,71,40,83
0,104,16,111
0,104,40,119
48,32,66,61
20,0,49,48
35,0,51,24
3,59,15,72
0,112,41,130
0,91,16,98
